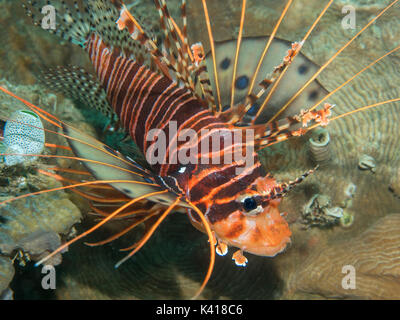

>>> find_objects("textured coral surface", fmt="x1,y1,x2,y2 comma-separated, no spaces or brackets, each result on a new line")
286,214,400,299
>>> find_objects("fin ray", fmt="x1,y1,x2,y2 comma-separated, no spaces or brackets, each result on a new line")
206,37,328,125
39,65,115,119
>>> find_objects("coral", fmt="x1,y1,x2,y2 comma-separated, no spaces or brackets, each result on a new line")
301,194,343,228
286,214,400,299
0,256,14,300
308,128,331,166
389,168,400,199
2,110,45,166
0,80,88,295
358,154,376,173
13,229,64,266
0,172,82,262
339,210,355,228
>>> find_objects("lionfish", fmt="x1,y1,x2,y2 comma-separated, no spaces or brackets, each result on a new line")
1,0,399,298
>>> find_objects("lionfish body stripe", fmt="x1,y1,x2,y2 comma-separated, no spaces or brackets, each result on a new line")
84,31,269,227
10,0,398,296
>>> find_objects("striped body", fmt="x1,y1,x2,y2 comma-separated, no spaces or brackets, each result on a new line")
17,0,325,275
86,34,266,225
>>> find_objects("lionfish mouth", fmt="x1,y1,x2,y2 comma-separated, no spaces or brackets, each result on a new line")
212,201,292,258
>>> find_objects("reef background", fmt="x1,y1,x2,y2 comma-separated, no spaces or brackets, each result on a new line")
1,0,400,299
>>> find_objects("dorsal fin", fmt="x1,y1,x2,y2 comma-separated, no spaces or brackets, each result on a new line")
113,0,198,92
23,0,158,73
38,65,116,119
89,0,151,62
205,36,328,124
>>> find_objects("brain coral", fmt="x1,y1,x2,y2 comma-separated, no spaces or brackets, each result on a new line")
286,214,400,299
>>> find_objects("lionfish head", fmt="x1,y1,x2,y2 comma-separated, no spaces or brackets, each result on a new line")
211,174,292,258
196,164,317,261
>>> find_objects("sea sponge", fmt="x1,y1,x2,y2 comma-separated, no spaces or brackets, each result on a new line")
3,110,45,166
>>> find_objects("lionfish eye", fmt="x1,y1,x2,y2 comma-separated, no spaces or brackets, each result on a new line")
243,197,257,212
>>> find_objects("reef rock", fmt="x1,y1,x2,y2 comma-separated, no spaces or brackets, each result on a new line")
0,80,83,264
0,173,81,254
0,80,86,294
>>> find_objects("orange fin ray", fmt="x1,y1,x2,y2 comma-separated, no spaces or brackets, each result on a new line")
34,189,170,267
270,0,400,123
114,198,181,267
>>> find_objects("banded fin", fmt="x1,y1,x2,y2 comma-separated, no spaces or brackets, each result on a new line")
62,124,185,207
39,65,115,119
112,0,203,99
89,0,153,65
23,0,92,47
154,0,193,88
23,0,152,68
25,0,203,101
194,55,216,110
204,37,328,124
